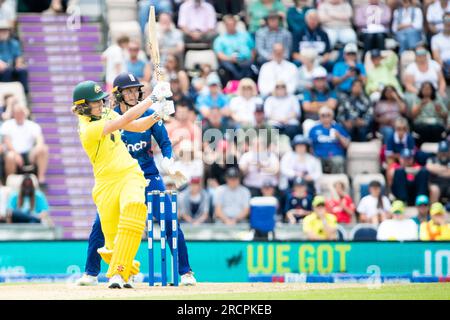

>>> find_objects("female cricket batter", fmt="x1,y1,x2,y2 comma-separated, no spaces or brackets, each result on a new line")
72,79,172,288
75,73,196,287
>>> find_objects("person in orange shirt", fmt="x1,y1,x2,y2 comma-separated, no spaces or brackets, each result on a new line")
420,202,450,241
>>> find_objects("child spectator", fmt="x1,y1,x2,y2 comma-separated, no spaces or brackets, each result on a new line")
303,195,337,240
6,175,51,224
318,0,357,48
412,194,431,227
377,200,419,240
419,202,450,241
214,167,251,225
178,176,210,225
326,181,355,224
258,43,298,97
385,117,415,167
255,11,292,65
357,180,391,224
263,80,301,140
374,85,408,143
391,0,423,54
285,177,312,224
309,106,350,174
336,79,373,142
410,81,448,145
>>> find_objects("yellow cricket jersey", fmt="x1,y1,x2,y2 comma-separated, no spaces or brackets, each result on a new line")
78,108,143,182
419,221,450,241
303,212,337,240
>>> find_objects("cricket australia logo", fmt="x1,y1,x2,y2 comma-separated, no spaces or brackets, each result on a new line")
94,85,101,93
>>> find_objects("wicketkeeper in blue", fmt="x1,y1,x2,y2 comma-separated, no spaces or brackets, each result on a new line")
76,73,196,287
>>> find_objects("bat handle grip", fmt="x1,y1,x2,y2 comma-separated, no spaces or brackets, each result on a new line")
154,63,163,82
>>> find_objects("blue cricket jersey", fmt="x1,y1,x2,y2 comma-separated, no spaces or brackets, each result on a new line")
114,105,172,176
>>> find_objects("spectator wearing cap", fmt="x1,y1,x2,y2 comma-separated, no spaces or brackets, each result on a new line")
332,43,366,95
426,0,450,35
296,48,324,92
214,167,251,225
195,74,230,119
2,105,49,186
391,0,424,54
377,200,419,241
309,106,350,174
385,117,415,167
285,177,313,224
255,10,292,65
292,10,332,68
213,15,255,81
318,0,357,48
178,176,210,225
303,195,337,240
412,194,431,227
238,137,279,196
403,45,447,98
336,79,374,142
229,78,263,127
326,181,355,224
257,43,298,97
365,49,402,101
177,0,217,46
426,140,450,203
154,13,184,67
248,0,286,34
0,21,28,93
419,202,450,241
357,180,391,224
302,67,337,135
263,80,301,140
374,86,408,144
287,0,312,36
391,148,429,206
354,0,391,52
280,134,322,193
431,12,450,79
411,81,448,145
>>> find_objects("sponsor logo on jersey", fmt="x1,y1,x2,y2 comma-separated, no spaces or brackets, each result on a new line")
127,140,147,152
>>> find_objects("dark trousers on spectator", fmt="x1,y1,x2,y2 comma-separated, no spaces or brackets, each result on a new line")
11,210,40,223
0,67,29,93
413,123,446,146
347,123,373,142
219,60,253,81
321,156,346,174
362,32,385,54
184,32,217,47
391,167,429,206
273,124,301,141
213,0,244,15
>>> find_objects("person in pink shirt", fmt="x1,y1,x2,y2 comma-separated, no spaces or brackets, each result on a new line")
178,0,217,46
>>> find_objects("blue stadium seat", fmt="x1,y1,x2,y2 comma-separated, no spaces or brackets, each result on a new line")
350,224,378,241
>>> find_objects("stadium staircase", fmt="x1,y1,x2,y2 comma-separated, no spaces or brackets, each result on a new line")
18,14,105,239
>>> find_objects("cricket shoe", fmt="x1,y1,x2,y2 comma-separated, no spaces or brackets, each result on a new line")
180,271,197,286
123,276,135,289
108,275,125,289
75,274,98,286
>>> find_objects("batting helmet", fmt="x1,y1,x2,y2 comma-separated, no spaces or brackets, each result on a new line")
72,81,108,119
112,72,144,107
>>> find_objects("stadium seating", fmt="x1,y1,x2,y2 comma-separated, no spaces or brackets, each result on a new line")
106,0,138,22
420,143,439,154
318,174,350,199
352,173,386,204
109,21,141,42
336,224,348,241
184,50,219,71
0,82,27,108
346,139,382,179
6,174,39,192
350,224,378,241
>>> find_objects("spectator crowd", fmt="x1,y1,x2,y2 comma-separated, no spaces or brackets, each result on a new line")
1,0,449,241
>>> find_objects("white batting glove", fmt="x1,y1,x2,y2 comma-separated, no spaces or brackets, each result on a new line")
160,157,175,175
152,100,175,118
151,81,172,101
